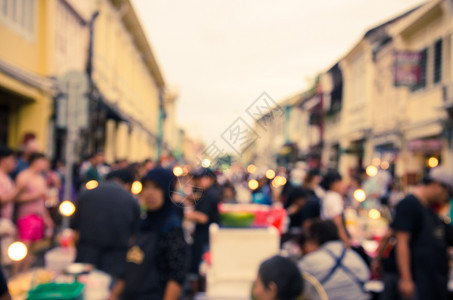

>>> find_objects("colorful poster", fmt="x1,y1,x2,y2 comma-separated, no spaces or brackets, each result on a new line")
394,51,421,87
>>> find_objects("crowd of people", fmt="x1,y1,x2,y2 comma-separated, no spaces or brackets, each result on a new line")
1,137,453,299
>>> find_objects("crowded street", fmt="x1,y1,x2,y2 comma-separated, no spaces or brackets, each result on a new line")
2,0,453,299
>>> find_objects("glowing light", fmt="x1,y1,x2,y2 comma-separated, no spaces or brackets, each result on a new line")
59,201,76,217
247,164,257,174
173,166,183,177
85,180,98,190
279,176,287,186
428,157,439,168
272,176,287,188
248,179,259,190
369,209,381,220
372,158,381,166
8,242,28,262
265,169,276,180
362,240,379,254
353,189,366,202
201,159,211,168
131,181,143,195
366,165,378,177
182,167,189,176
380,161,390,170
271,179,280,189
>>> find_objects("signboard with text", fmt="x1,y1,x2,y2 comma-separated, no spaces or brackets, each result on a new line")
394,51,421,87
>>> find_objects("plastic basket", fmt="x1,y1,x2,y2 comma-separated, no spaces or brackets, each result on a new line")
27,282,84,300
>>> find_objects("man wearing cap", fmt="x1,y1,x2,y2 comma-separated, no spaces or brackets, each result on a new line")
71,168,140,282
391,166,453,299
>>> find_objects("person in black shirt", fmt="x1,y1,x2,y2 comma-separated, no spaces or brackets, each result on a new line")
71,168,140,281
0,267,10,300
391,167,453,300
285,187,309,232
110,167,187,300
185,168,221,294
300,169,323,229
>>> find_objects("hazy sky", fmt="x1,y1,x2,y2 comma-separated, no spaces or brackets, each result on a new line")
132,0,424,146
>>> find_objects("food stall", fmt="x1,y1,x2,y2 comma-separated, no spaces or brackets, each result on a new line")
7,201,112,300
7,245,111,300
195,203,285,299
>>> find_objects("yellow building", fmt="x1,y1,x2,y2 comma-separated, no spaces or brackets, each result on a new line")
334,6,421,179
0,0,55,152
92,0,167,163
389,0,453,180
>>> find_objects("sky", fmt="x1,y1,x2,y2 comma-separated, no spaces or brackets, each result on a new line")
132,0,425,147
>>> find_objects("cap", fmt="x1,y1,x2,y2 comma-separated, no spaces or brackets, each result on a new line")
428,167,453,192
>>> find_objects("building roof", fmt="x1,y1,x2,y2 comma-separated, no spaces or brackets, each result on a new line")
334,3,424,65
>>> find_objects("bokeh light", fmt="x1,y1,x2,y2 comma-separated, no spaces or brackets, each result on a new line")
173,166,183,177
353,189,366,202
85,180,98,190
201,159,211,168
366,165,378,177
427,157,439,168
131,181,143,194
265,169,276,180
8,242,28,262
372,158,381,166
248,179,259,190
59,201,76,217
272,176,287,188
369,209,381,220
380,161,390,170
247,164,257,174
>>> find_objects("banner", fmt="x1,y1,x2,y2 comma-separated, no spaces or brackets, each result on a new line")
394,51,421,87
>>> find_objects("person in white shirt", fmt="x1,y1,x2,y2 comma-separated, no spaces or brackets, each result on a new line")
299,220,370,300
320,171,350,248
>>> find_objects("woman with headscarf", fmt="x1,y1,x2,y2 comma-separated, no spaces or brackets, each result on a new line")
109,167,188,300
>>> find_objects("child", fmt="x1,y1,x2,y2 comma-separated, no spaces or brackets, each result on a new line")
253,255,303,300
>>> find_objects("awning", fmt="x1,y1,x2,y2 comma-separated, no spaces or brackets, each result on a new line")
0,57,56,95
98,97,128,122
408,138,442,153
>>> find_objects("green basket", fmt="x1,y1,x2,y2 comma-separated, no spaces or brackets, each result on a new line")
27,282,84,300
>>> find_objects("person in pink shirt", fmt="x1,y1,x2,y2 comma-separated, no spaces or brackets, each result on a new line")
0,146,18,266
0,146,16,221
14,153,54,274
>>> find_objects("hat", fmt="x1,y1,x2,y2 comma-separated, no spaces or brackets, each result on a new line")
428,167,453,192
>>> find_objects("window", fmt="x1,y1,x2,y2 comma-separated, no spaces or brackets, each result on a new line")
434,39,442,83
0,0,36,40
412,48,427,91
